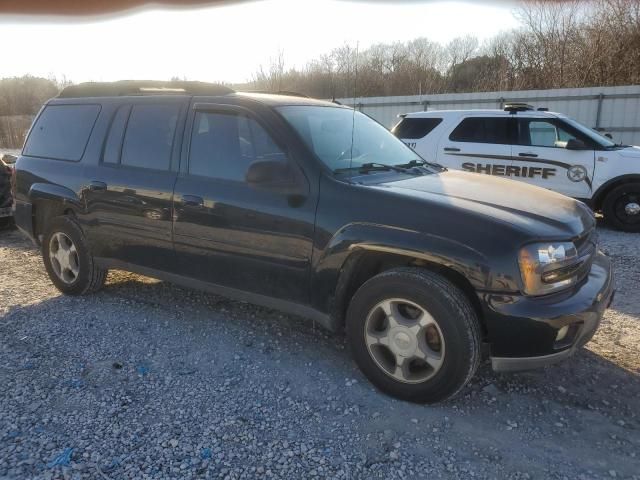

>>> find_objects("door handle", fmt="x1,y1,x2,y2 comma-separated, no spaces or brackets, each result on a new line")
181,194,204,207
88,181,107,191
518,152,538,158
444,147,461,152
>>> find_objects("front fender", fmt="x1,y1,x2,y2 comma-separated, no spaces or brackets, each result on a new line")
311,222,518,315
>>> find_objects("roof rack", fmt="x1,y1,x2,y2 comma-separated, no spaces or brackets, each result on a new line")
246,90,311,98
58,80,234,98
503,102,535,113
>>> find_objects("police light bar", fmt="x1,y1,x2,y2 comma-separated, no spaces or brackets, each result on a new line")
504,103,535,113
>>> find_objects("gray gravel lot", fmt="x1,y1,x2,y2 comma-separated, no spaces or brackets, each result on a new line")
1,223,639,480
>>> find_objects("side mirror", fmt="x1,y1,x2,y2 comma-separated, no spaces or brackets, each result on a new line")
565,138,587,150
245,160,305,195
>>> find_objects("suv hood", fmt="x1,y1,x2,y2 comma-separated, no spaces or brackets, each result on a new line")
374,170,594,238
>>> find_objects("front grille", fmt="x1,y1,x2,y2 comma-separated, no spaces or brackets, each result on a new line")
574,228,597,255
573,228,597,284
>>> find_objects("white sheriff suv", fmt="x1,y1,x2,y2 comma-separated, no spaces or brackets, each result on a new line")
392,104,640,232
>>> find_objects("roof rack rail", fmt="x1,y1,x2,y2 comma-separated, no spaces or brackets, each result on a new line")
247,90,311,98
504,102,535,113
58,80,234,98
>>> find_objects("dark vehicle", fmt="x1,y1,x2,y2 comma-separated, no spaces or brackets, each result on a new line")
14,81,614,403
0,153,16,229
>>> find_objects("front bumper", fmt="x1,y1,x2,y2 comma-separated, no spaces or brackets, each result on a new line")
483,251,614,372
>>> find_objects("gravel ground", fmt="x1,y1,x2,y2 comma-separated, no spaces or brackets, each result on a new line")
0,222,638,480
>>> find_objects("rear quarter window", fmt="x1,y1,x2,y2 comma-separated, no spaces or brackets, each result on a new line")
24,104,101,161
392,117,442,139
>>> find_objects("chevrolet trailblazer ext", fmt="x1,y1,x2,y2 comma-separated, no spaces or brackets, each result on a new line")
14,81,613,403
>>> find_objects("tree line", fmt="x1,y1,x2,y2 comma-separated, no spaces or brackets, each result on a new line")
0,77,63,149
248,0,640,98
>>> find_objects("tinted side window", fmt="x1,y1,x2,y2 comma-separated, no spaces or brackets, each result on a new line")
449,117,512,144
121,104,179,170
24,104,100,161
103,105,131,164
393,117,443,139
189,111,287,181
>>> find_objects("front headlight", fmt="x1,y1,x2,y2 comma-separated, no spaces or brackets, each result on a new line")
518,242,581,295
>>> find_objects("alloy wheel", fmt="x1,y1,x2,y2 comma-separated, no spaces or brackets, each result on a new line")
364,298,445,384
49,232,80,284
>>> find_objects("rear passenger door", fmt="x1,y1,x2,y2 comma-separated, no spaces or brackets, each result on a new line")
83,98,187,270
172,103,315,304
438,116,514,178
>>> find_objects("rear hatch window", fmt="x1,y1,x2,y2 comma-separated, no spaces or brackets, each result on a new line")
24,104,101,161
392,117,442,139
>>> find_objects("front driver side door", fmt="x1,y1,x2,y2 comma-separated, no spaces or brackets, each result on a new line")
172,103,316,304
513,117,595,199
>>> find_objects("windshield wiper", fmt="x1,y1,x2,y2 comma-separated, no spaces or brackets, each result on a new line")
334,162,409,174
360,162,409,173
396,159,447,171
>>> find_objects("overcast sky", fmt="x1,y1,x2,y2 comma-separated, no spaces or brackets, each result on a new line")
0,0,520,84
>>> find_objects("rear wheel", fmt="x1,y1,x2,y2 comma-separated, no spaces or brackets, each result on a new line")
42,216,107,295
346,267,481,403
602,183,640,232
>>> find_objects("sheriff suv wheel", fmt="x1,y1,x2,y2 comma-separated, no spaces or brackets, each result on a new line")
602,183,640,232
346,267,481,403
42,216,108,295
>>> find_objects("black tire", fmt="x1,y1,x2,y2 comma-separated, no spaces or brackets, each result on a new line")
346,267,481,404
42,216,107,295
602,183,640,232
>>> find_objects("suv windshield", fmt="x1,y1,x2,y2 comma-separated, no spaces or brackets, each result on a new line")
562,117,618,148
277,106,430,173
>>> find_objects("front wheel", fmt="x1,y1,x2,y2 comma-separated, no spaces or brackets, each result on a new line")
346,268,481,403
42,216,107,295
602,183,640,232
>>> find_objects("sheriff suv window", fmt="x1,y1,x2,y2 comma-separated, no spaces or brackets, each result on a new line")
449,117,512,144
24,104,101,161
393,117,442,139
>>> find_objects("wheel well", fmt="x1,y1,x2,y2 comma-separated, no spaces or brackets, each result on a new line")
32,201,75,243
593,176,640,211
334,250,486,336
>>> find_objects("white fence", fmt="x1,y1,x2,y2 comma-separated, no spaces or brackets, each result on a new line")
335,85,640,146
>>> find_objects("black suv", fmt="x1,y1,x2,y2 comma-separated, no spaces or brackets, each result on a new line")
14,81,614,403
